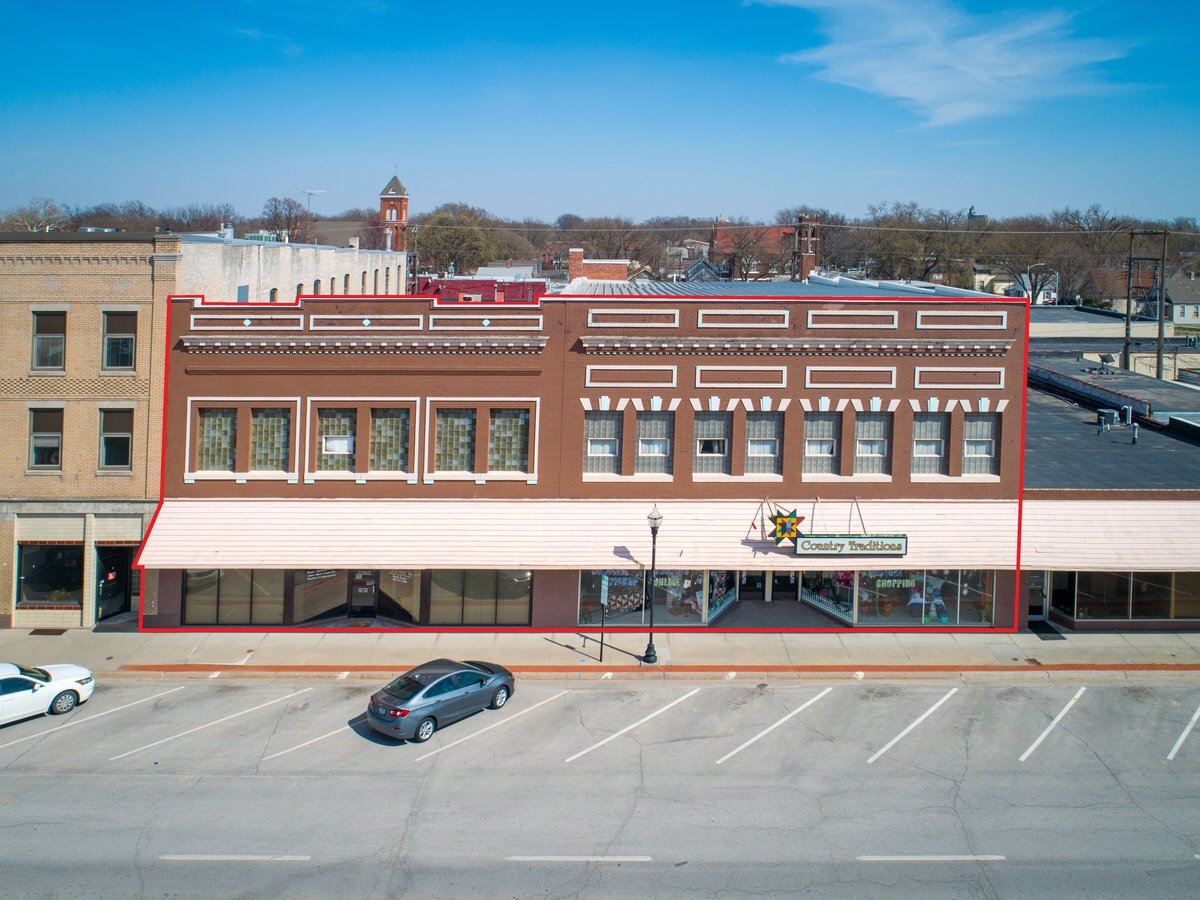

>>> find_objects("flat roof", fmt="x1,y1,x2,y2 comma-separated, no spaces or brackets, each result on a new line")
1029,356,1200,419
0,231,173,243
563,274,1000,299
1029,305,1156,324
1024,386,1200,490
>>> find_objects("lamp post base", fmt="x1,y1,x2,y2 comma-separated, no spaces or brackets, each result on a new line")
642,642,658,665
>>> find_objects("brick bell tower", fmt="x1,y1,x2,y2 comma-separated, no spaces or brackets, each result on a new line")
379,175,409,251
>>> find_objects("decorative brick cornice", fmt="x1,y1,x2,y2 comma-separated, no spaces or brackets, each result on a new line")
577,336,1011,357
179,333,548,355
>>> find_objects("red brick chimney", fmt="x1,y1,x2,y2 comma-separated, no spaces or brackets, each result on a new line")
568,248,585,283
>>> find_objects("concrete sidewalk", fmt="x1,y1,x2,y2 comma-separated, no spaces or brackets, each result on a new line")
3,627,1200,680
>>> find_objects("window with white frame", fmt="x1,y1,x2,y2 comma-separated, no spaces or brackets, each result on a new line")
102,312,136,370
911,412,949,475
196,408,236,471
99,408,133,469
318,409,356,471
584,411,622,474
803,411,839,474
635,411,673,474
963,412,1000,475
854,412,892,475
746,411,782,475
693,412,731,474
29,409,63,470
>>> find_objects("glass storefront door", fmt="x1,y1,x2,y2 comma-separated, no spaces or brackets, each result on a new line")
349,570,378,618
772,572,798,602
96,546,133,621
740,571,766,602
1027,571,1047,621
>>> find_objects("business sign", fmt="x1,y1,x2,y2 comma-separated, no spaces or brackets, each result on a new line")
795,534,908,557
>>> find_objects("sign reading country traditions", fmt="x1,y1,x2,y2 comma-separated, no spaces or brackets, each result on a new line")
795,534,908,557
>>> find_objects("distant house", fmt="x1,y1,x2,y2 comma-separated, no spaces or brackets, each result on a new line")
1146,271,1200,323
1079,267,1157,311
708,217,819,281
972,265,1016,295
1004,274,1058,305
414,275,545,303
684,257,727,281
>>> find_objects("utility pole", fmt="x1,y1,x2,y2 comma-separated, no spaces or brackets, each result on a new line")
1156,229,1169,380
1123,231,1134,370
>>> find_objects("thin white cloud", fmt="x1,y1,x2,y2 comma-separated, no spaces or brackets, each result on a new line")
757,0,1126,125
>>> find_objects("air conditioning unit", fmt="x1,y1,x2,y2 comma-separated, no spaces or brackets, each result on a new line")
1097,409,1119,430
460,293,483,303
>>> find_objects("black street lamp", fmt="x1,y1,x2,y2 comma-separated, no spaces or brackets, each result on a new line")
643,505,663,665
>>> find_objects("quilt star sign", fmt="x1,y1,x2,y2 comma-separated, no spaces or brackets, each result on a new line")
772,510,805,545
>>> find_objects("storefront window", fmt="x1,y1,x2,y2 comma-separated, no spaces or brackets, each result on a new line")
578,569,644,625
380,569,420,623
430,569,532,625
799,571,854,622
707,571,738,623
292,570,348,623
956,570,995,626
651,570,704,624
183,569,219,624
856,571,927,625
17,544,84,607
252,570,285,625
1176,573,1200,619
1131,572,1172,619
218,569,253,625
1049,572,1076,617
1076,571,1130,619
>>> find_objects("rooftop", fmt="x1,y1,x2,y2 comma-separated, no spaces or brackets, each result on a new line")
562,273,997,299
1029,356,1200,422
1024,386,1200,491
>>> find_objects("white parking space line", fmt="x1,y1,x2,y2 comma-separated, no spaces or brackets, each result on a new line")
0,687,187,751
867,688,958,765
857,855,1005,862
108,688,313,761
1167,702,1200,761
506,856,652,863
565,688,701,763
159,855,310,862
1019,686,1086,763
715,687,832,766
262,725,353,762
415,690,569,761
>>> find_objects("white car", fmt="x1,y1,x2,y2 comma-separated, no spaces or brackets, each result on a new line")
0,663,95,724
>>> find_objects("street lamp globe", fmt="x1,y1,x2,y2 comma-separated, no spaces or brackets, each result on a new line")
648,506,663,532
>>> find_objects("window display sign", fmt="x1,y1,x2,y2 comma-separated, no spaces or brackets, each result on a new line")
795,534,907,557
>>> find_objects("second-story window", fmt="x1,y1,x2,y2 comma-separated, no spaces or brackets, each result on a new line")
911,412,949,475
854,412,892,475
488,409,530,473
636,411,673,474
32,312,66,370
963,413,1000,475
693,412,731,475
197,408,236,471
317,410,356,471
803,412,839,474
29,409,63,470
99,409,133,469
584,411,621,474
370,409,410,472
746,412,782,475
251,408,290,471
435,409,476,472
102,312,136,370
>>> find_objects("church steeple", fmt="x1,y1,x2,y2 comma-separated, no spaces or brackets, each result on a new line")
379,176,409,251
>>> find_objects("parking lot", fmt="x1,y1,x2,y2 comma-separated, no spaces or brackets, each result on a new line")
2,676,1199,897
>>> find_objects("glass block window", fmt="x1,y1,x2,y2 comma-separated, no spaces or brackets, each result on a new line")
250,408,290,471
803,412,839,474
963,412,1000,475
854,412,892,475
29,409,63,469
99,408,133,469
488,408,530,472
197,408,236,471
911,412,949,475
103,312,136,369
693,412,731,474
746,412,782,475
436,409,476,471
635,411,673,474
317,409,356,472
370,408,410,472
32,312,66,369
584,411,622,474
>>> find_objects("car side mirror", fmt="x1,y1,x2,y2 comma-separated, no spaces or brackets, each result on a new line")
31,683,43,692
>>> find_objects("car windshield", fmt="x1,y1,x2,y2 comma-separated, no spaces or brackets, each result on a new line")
382,676,425,703
16,665,49,682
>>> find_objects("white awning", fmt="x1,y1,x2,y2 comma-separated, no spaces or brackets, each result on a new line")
137,499,1018,570
1021,500,1200,570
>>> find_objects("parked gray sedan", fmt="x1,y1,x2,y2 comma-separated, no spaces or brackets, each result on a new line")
366,659,515,742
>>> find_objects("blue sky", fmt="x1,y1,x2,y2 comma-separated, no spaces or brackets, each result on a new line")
2,0,1195,222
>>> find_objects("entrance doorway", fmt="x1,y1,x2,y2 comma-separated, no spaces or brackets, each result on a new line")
1027,571,1047,621
96,546,134,621
740,571,767,602
349,570,379,617
772,572,799,602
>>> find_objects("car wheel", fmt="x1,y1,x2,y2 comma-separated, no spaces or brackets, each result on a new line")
412,717,436,743
489,686,509,710
49,691,78,715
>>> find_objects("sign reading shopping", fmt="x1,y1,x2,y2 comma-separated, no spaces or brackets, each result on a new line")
795,534,908,557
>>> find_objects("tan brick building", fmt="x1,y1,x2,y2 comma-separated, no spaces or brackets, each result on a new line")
0,230,407,629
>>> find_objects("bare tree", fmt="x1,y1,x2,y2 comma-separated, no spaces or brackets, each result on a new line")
5,197,68,232
262,197,308,243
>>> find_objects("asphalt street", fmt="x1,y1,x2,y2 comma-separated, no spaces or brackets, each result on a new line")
1,677,1198,898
